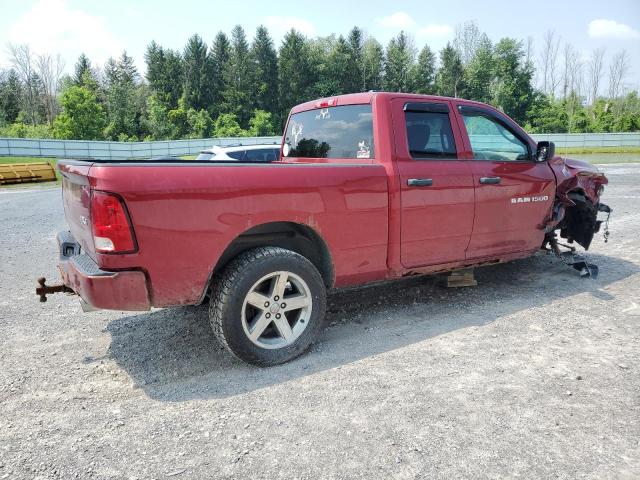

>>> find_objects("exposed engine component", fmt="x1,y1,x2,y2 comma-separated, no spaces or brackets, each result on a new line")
544,194,612,279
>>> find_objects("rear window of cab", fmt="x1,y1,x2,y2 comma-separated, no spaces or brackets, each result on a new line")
283,104,374,159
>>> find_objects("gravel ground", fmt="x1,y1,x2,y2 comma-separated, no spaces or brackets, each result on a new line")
1,163,639,480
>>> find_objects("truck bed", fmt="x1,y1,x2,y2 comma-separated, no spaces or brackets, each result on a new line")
58,159,390,307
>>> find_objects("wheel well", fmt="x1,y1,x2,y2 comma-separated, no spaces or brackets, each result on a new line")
211,222,335,289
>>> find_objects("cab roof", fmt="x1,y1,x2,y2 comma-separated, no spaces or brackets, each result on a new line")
289,92,489,114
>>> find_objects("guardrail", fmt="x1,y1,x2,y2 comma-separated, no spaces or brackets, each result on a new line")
529,132,640,148
0,133,638,160
0,136,282,160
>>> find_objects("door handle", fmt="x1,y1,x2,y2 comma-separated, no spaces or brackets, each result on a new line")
479,176,501,184
407,178,433,187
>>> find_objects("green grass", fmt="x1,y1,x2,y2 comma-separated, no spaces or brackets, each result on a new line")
567,153,640,164
556,146,640,154
0,156,57,165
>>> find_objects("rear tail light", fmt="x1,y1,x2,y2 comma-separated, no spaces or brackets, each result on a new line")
90,191,137,253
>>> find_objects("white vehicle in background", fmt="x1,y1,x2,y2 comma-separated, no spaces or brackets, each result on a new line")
196,144,281,162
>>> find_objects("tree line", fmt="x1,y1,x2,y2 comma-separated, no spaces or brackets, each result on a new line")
0,22,638,141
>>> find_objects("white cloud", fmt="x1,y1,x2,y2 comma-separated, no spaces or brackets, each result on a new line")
588,19,640,40
263,16,316,38
7,0,122,66
377,12,416,30
377,11,453,41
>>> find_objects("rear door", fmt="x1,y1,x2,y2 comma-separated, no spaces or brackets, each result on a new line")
455,104,555,258
391,98,475,268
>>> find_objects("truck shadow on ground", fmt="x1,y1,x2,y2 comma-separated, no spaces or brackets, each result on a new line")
106,252,638,401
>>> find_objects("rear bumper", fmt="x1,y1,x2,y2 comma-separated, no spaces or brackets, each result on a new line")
57,231,151,311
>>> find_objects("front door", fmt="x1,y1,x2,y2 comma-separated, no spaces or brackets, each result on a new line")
455,105,556,259
392,98,475,268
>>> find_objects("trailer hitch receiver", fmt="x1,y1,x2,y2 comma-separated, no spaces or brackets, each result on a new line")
36,277,74,302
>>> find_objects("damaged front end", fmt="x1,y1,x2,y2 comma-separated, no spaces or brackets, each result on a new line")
543,156,612,278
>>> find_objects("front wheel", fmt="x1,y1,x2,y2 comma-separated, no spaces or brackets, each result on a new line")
209,247,327,366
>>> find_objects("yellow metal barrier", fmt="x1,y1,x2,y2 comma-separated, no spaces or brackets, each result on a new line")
0,162,57,185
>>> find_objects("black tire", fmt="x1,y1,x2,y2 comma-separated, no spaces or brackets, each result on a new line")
209,247,326,366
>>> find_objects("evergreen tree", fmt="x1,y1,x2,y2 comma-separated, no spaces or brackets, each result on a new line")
224,25,255,127
145,41,183,108
145,41,163,88
346,27,364,92
0,69,23,124
307,35,336,98
183,34,210,111
362,38,384,91
411,45,436,94
250,26,279,116
327,36,352,95
209,32,232,119
435,43,465,98
104,51,141,139
278,29,314,125
162,50,183,108
383,32,415,92
73,54,94,86
464,37,494,103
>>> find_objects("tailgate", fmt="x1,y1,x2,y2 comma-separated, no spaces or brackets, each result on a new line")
59,161,96,259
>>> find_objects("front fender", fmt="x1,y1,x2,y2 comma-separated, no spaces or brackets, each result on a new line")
549,156,608,205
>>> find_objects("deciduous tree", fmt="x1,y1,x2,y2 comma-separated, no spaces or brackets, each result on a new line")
53,85,106,139
248,109,275,136
490,38,534,124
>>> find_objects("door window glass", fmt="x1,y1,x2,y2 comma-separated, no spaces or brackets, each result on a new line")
405,111,457,159
462,113,529,161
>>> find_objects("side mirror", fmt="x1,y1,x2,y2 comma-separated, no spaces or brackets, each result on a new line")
536,141,555,162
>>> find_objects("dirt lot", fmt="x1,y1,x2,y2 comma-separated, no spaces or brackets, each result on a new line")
1,163,639,480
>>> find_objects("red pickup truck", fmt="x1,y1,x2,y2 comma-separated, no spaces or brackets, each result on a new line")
41,92,610,365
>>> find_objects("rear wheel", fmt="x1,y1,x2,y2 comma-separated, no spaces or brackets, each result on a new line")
209,247,326,366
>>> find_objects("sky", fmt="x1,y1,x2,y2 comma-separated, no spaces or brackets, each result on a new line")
0,0,639,91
